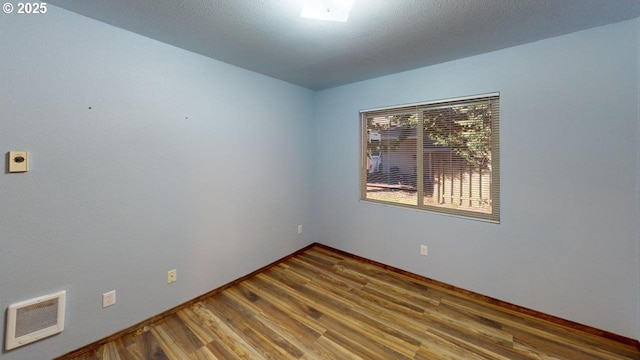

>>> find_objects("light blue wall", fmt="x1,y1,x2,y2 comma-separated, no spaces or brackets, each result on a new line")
0,6,314,359
637,17,640,341
314,19,640,339
1,5,639,359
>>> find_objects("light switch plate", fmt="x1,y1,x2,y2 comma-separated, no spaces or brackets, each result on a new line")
9,151,29,172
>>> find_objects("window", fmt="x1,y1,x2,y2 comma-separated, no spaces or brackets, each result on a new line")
361,93,499,222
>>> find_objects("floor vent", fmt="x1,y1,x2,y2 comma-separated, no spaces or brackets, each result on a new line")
5,290,66,350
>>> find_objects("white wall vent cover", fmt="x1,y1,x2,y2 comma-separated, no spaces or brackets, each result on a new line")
5,290,66,350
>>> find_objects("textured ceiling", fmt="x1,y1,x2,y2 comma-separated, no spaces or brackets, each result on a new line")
48,0,640,90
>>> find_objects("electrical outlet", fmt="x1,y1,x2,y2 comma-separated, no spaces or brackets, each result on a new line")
102,290,116,308
167,269,177,284
297,225,303,234
420,245,428,256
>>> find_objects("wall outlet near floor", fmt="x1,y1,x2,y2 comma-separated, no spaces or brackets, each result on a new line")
167,269,177,284
102,290,116,308
297,225,303,234
420,245,428,256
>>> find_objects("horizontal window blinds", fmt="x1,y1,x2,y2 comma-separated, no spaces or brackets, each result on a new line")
361,93,500,222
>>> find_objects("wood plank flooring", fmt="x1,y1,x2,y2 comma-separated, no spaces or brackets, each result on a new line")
65,245,640,360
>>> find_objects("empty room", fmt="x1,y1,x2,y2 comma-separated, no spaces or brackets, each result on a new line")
1,0,640,359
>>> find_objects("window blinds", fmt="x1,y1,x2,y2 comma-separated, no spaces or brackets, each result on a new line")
361,93,500,222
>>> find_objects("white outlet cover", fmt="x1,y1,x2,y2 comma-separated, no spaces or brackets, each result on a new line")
102,291,116,308
420,245,428,256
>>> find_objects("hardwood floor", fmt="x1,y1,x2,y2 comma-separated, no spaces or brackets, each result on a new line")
64,245,640,360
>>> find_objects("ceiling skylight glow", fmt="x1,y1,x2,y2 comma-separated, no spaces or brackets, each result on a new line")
301,0,354,22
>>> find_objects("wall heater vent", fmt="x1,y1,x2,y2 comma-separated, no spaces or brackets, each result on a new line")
5,290,66,350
